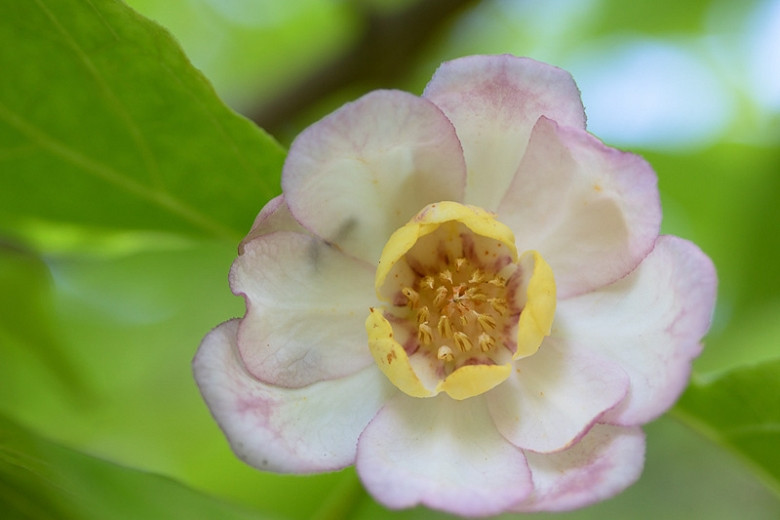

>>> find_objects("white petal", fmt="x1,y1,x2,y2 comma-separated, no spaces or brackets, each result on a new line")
555,236,717,425
488,342,629,453
424,55,586,210
232,231,376,387
515,424,645,512
498,117,661,297
356,394,532,517
240,195,306,252
282,90,466,265
193,319,395,473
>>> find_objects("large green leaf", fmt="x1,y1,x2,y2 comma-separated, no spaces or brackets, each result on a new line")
674,359,780,498
0,414,275,520
0,0,284,243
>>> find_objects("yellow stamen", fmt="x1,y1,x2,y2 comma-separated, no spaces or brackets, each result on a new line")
402,287,419,308
489,297,508,315
418,322,433,345
453,331,473,352
437,345,454,361
476,313,497,332
417,306,430,324
437,314,453,338
433,285,449,307
488,275,506,287
465,287,487,302
469,270,485,284
478,333,495,352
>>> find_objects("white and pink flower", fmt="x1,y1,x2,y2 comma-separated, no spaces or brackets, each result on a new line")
194,55,717,516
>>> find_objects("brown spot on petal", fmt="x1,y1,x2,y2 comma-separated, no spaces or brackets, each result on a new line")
387,351,397,364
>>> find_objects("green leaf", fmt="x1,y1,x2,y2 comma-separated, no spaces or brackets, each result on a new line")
674,359,780,498
0,242,89,401
0,0,285,243
0,413,275,520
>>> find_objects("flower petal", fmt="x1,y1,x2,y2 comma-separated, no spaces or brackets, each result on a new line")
283,90,467,265
514,250,556,359
239,195,305,252
366,308,434,398
555,235,717,426
356,394,533,517
488,342,628,453
232,231,376,387
437,363,512,400
193,319,395,472
423,55,586,210
497,117,661,297
515,424,645,512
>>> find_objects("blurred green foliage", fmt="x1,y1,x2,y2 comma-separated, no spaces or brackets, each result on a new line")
0,0,778,519
677,359,780,497
0,413,272,520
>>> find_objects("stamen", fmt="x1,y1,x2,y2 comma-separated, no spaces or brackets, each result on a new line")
469,270,485,284
488,275,506,287
455,257,466,272
437,345,454,361
439,269,453,284
464,287,487,302
421,276,435,289
417,306,429,324
476,313,497,332
453,331,473,352
478,333,495,352
489,297,508,315
418,322,433,345
402,287,419,308
433,286,449,307
437,315,453,338
417,322,433,345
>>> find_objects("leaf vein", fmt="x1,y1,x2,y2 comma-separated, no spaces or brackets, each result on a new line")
32,0,164,191
0,100,238,240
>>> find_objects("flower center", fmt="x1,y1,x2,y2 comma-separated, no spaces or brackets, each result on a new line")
401,248,512,367
366,202,557,400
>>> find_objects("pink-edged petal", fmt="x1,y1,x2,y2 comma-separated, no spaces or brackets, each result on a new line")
487,341,628,453
282,90,466,265
423,54,586,210
497,117,661,297
356,394,532,517
193,319,395,473
240,195,306,252
232,231,376,388
515,424,645,512
555,236,717,426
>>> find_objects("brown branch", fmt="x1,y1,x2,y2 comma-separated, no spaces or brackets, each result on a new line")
247,0,480,137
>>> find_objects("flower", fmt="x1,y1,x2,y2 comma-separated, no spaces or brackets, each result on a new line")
194,55,717,516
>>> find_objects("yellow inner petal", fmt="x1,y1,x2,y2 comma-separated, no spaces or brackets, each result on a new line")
366,308,432,398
